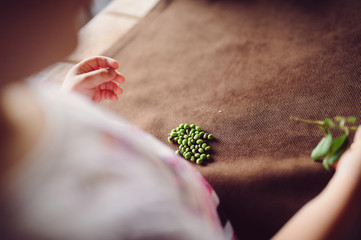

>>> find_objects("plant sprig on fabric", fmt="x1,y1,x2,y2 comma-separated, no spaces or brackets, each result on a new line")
290,116,358,171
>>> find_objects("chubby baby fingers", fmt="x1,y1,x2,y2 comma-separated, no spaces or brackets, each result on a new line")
92,89,118,103
101,90,118,102
81,68,118,88
113,70,126,84
99,81,123,95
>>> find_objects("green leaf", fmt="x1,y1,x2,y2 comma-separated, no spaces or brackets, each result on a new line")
322,158,331,171
324,140,349,170
329,134,348,156
311,129,333,161
323,137,349,171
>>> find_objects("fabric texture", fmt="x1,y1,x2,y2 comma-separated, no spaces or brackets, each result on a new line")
103,0,361,239
5,83,234,240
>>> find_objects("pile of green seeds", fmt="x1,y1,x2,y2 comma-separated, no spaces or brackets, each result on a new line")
168,124,214,165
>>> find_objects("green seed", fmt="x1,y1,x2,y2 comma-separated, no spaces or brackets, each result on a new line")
198,148,204,153
179,124,184,129
179,129,185,134
196,126,201,131
182,139,187,145
194,153,200,158
205,146,211,151
196,139,203,144
170,132,178,137
183,134,188,139
167,137,173,143
190,124,195,128
185,148,190,153
184,124,190,129
175,150,180,155
206,154,211,159
190,156,195,162
174,137,178,141
190,145,194,150
195,145,199,150
192,149,197,154
208,134,214,140
178,139,182,145
194,134,200,140
196,158,203,165
202,143,207,148
200,154,206,160
184,152,191,160
203,133,208,139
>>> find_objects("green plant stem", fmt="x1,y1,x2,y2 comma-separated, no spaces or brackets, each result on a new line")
290,116,324,126
290,116,358,133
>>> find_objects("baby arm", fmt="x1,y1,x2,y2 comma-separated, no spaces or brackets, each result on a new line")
61,56,125,103
273,127,361,240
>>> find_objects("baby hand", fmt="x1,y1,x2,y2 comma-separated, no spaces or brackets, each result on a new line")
62,56,125,103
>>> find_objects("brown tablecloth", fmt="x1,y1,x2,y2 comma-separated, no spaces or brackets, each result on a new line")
103,0,361,239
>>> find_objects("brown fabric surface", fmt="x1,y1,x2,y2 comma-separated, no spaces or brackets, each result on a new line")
103,0,361,239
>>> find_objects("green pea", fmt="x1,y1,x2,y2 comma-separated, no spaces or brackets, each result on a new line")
192,149,197,154
179,129,185,134
179,144,183,149
179,124,184,129
175,150,180,155
196,139,203,144
195,145,199,150
167,137,173,143
202,143,207,148
194,134,200,140
174,137,178,141
190,124,195,128
208,134,214,140
182,139,187,145
203,133,208,139
190,156,195,162
194,153,200,158
198,148,204,153
184,152,191,160
206,154,211,159
188,141,192,146
191,139,195,143
205,146,211,151
183,134,188,139
190,145,194,150
185,148,190,153
170,132,178,137
199,131,205,136
196,126,201,131
178,139,182,145
184,124,190,129
196,158,203,165
190,129,195,135
195,131,199,134
200,154,206,160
